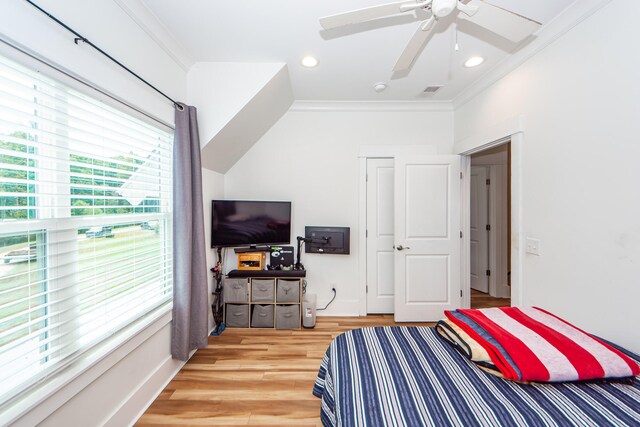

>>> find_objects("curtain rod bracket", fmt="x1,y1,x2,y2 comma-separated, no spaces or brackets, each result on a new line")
74,37,87,45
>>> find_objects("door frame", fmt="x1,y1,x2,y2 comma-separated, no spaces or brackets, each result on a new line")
455,115,525,309
357,145,437,316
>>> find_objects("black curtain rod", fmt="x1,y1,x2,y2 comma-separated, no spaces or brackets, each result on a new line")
25,0,183,110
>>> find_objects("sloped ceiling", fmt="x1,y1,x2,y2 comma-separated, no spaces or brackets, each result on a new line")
189,63,294,173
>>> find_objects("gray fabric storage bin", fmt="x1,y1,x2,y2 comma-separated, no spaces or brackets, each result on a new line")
251,304,274,328
251,279,275,302
276,304,300,329
224,278,249,303
276,279,300,303
225,304,249,328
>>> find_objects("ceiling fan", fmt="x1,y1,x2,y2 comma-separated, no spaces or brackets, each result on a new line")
319,0,541,73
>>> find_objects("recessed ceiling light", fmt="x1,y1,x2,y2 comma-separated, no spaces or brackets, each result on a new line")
301,56,319,68
464,56,484,68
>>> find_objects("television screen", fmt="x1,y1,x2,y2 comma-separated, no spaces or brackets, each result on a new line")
211,200,291,248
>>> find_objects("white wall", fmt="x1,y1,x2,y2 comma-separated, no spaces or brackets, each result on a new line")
455,0,640,353
0,1,190,425
224,107,454,315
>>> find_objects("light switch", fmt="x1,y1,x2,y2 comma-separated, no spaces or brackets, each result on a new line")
525,237,540,256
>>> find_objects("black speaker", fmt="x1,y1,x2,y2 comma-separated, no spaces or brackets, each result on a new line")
270,246,294,267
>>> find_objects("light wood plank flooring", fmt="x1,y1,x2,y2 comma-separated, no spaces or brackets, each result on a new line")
470,289,511,309
136,315,434,426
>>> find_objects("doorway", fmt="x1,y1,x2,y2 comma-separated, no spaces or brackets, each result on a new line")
469,143,511,309
363,154,461,321
358,140,516,317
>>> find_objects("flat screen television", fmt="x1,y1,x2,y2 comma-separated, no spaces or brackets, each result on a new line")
211,200,291,248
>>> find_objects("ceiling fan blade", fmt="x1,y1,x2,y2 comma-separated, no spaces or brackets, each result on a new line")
320,1,417,30
456,0,479,17
393,17,437,72
459,0,541,43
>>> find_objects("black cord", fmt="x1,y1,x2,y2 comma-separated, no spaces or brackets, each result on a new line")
317,288,337,311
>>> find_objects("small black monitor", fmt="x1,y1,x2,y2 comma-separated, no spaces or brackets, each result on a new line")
304,226,350,255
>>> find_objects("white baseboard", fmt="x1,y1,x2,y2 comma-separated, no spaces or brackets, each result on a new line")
316,299,360,317
104,355,185,427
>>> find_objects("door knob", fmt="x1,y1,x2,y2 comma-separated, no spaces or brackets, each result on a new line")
396,245,410,251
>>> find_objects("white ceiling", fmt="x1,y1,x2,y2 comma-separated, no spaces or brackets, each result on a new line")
140,0,577,101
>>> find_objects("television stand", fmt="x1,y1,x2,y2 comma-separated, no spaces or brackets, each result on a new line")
223,270,306,329
227,269,306,278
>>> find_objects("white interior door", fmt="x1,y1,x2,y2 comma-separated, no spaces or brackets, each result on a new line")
394,155,461,322
366,159,395,313
470,166,489,293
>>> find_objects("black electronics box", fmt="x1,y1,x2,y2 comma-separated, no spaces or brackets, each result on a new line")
270,246,294,267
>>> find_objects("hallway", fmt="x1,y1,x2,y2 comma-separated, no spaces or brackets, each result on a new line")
470,289,510,309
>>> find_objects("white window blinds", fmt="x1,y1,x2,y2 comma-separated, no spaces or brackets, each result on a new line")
0,54,173,405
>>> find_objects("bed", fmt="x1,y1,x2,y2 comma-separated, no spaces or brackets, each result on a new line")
313,326,640,426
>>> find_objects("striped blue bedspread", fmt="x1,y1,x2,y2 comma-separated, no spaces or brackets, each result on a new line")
312,326,640,426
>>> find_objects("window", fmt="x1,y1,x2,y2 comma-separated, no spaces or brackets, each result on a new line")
0,54,173,405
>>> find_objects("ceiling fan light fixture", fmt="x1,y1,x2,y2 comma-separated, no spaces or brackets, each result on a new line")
301,56,319,68
464,56,484,68
432,0,457,18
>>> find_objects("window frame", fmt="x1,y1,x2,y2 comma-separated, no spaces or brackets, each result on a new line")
0,46,175,418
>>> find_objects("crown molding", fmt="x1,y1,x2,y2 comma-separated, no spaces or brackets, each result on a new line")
290,100,454,113
112,0,194,72
452,0,613,109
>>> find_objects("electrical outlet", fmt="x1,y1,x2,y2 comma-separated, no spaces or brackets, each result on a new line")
525,237,540,256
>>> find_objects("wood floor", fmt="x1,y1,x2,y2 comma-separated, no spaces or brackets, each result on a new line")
470,289,511,309
136,315,434,426
136,296,508,426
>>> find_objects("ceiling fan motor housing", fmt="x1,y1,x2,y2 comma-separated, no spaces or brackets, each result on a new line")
432,0,457,17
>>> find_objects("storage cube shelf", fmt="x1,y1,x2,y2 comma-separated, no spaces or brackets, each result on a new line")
223,276,302,329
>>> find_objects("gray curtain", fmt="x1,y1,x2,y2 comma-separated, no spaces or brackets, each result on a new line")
171,103,209,361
